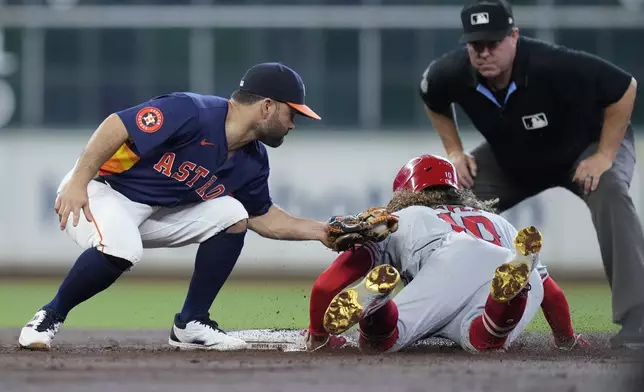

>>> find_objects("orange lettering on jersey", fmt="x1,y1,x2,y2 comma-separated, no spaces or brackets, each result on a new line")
203,184,226,200
185,166,209,187
196,175,218,198
171,161,197,182
195,175,226,200
152,157,227,200
153,152,176,177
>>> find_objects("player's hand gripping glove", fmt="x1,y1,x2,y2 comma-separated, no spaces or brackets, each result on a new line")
326,207,399,252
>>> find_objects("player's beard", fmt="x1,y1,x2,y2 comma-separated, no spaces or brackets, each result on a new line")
257,113,288,148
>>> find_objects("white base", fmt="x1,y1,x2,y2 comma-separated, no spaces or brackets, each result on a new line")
227,329,458,352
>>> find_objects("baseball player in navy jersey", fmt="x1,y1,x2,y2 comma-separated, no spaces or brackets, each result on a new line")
304,154,589,353
19,62,332,351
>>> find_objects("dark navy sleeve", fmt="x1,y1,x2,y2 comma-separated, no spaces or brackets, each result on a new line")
234,149,273,217
116,94,199,156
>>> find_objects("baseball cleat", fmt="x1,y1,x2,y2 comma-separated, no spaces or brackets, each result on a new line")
169,313,248,351
513,225,542,256
323,264,400,335
18,309,64,350
490,226,542,303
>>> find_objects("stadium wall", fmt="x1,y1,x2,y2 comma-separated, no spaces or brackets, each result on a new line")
1,129,642,280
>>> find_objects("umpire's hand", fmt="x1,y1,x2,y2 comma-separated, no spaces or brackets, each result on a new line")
572,152,613,195
448,151,478,189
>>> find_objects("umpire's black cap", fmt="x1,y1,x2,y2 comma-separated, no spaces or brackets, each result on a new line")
460,0,515,43
238,62,321,120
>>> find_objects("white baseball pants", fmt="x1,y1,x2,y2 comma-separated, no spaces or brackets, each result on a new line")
58,173,249,265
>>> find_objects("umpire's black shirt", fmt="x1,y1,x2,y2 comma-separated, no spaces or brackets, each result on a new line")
420,36,633,181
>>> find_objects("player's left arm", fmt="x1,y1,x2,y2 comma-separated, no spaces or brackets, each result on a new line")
248,204,328,244
236,154,329,245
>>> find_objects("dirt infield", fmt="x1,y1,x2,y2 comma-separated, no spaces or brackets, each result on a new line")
1,329,644,392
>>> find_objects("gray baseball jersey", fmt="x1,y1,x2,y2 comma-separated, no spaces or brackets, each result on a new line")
362,205,546,352
363,205,548,282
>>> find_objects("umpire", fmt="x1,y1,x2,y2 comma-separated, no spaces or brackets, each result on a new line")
419,0,642,349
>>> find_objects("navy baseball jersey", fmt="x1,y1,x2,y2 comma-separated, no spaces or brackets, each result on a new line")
99,93,272,216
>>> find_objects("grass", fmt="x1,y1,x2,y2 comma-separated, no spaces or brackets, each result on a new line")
0,277,618,333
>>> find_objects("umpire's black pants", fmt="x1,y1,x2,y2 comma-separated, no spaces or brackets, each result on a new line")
470,130,644,325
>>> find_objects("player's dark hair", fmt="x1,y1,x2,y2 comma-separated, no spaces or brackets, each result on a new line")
230,89,266,105
386,187,499,214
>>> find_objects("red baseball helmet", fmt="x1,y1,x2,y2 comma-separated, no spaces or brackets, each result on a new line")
393,154,459,193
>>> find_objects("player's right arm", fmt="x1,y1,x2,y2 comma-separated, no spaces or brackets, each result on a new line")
419,57,477,188
56,94,199,230
55,114,130,230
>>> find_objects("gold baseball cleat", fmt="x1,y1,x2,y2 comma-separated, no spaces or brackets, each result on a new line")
514,225,542,256
491,226,543,303
323,264,400,335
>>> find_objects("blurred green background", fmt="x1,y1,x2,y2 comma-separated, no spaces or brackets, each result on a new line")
0,277,618,334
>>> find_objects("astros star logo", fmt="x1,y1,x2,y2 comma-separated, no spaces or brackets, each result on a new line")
143,113,156,126
136,106,164,133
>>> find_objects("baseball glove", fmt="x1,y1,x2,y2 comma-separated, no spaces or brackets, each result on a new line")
326,207,399,252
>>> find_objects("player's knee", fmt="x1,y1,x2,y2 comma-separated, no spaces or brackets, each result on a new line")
225,218,248,234
200,196,249,233
103,253,133,272
221,198,248,233
98,239,143,265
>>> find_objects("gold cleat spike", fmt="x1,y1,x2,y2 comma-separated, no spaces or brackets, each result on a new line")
323,289,363,335
365,264,401,293
491,226,542,303
490,262,531,303
514,226,542,256
323,265,400,335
